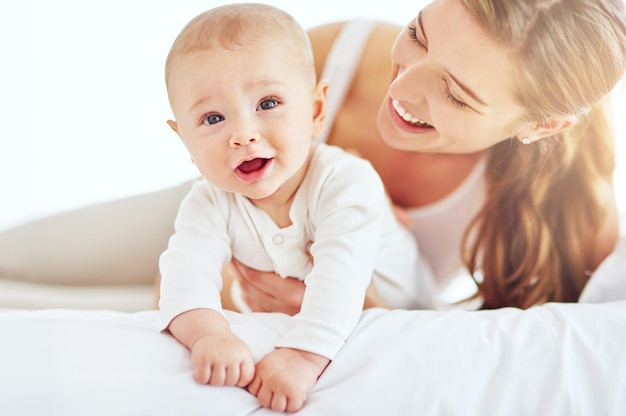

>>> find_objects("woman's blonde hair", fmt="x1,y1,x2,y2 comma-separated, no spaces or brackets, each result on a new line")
460,0,626,308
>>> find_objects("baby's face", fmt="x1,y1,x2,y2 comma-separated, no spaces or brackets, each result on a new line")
167,38,324,201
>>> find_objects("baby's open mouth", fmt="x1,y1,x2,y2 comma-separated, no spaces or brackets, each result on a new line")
237,158,270,174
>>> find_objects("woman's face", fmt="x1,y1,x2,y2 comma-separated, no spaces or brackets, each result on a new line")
377,0,528,153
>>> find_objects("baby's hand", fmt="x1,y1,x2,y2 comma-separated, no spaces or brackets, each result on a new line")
248,348,330,413
190,329,255,387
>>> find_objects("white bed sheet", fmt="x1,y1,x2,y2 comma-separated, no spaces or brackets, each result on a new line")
1,223,625,415
1,301,625,416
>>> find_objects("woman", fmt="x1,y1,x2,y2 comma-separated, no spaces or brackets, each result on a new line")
229,0,626,312
1,0,625,312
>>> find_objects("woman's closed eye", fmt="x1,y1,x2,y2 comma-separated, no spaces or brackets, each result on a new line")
407,21,469,111
408,24,427,50
442,80,469,110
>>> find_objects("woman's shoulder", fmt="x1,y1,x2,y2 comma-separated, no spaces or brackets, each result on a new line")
307,20,402,154
307,20,402,81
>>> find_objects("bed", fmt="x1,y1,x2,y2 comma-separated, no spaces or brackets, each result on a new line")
1,198,625,415
1,300,625,416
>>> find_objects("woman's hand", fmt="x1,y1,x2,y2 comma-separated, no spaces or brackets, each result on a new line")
391,204,414,227
229,260,305,316
227,259,389,314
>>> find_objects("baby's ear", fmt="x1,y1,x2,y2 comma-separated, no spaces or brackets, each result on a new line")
311,79,329,137
166,119,180,135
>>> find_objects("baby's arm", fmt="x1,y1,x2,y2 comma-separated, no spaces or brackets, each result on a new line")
243,149,389,411
168,308,255,387
248,347,330,413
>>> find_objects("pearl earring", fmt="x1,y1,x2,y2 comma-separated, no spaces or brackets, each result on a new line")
520,137,532,145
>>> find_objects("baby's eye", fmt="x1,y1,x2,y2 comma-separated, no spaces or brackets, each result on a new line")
258,98,278,111
203,114,224,125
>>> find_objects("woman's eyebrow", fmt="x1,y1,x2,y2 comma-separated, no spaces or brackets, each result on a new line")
417,11,427,44
421,7,488,109
421,9,486,106
447,73,488,107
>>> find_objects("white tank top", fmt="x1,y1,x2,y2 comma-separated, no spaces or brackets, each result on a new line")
318,20,485,304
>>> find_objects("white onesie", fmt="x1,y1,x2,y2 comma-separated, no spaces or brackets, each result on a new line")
160,143,433,360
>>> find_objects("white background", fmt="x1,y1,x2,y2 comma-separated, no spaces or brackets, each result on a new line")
0,0,624,231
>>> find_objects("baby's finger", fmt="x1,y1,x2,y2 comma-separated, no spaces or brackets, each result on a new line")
286,396,306,414
247,376,261,396
192,365,212,384
270,394,288,413
223,365,240,386
238,359,255,387
207,366,227,386
255,385,273,409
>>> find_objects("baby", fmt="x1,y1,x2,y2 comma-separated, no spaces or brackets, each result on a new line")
159,3,430,413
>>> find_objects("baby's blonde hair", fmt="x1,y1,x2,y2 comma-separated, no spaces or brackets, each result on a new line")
165,3,316,90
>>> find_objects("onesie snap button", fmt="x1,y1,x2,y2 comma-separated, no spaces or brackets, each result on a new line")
272,234,285,245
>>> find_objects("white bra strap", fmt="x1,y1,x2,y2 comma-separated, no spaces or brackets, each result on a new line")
315,20,379,144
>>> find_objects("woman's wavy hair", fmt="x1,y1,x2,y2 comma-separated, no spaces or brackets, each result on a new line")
460,0,626,308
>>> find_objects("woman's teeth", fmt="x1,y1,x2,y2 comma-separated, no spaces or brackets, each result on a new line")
392,99,431,127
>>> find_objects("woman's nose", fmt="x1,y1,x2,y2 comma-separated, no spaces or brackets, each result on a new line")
390,59,430,101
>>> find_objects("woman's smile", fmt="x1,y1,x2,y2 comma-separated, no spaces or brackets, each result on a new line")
392,99,432,127
387,97,435,134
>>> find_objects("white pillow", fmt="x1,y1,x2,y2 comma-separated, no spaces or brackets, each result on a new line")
0,180,192,288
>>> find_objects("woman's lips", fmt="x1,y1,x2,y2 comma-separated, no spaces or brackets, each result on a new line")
390,99,434,130
392,99,432,126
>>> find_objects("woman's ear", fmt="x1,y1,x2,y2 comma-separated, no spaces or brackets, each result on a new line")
311,79,329,138
534,115,578,138
517,115,578,144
